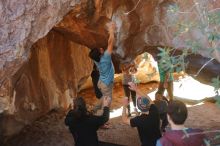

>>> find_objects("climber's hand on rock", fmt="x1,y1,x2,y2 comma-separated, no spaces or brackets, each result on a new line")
128,82,137,91
107,22,116,33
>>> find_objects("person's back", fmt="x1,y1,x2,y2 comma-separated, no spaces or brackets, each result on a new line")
130,104,161,146
95,50,114,86
122,82,161,146
65,97,110,146
66,113,107,146
156,100,207,146
159,128,206,146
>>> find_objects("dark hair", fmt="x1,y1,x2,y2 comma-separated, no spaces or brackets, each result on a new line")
89,48,101,62
167,100,188,125
155,91,163,96
73,97,87,120
155,91,162,100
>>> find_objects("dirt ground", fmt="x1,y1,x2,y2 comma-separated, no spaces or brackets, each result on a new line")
5,82,220,146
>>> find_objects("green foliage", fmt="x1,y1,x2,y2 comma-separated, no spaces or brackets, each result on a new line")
211,76,220,107
214,95,220,107
208,33,220,42
157,47,173,72
214,134,220,140
185,40,201,54
167,4,179,13
176,22,195,35
211,76,220,92
157,47,188,73
155,2,220,111
153,2,220,144
208,11,220,25
158,2,220,94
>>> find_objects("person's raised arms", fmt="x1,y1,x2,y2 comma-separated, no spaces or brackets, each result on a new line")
106,22,116,54
128,82,153,104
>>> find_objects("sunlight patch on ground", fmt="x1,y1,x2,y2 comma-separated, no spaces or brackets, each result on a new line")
110,107,123,119
173,76,216,101
110,102,138,119
110,76,216,118
147,91,157,100
186,102,204,107
109,101,206,119
148,76,216,101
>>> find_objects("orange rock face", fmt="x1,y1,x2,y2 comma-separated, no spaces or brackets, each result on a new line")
0,30,93,140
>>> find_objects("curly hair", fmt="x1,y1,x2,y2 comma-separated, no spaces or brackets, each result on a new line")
73,97,88,120
89,48,101,62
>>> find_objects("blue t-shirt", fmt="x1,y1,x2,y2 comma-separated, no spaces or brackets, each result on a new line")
95,51,114,85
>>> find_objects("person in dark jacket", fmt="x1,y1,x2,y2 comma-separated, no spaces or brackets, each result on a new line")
65,96,111,146
156,100,207,146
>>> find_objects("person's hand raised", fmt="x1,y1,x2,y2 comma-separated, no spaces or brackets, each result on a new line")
128,82,137,91
107,21,116,33
122,97,129,106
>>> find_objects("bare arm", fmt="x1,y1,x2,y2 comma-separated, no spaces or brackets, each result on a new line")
106,22,115,54
121,97,131,125
122,105,131,125
128,82,153,104
91,97,111,127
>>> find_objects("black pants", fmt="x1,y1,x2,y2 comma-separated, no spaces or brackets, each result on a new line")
91,70,103,99
160,113,168,132
123,85,136,114
158,81,173,101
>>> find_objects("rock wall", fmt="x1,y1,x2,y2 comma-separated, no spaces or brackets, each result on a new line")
0,0,87,82
0,30,92,140
54,0,220,79
55,0,220,60
2,0,219,83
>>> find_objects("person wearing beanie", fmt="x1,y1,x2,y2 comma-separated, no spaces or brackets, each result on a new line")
122,82,161,146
